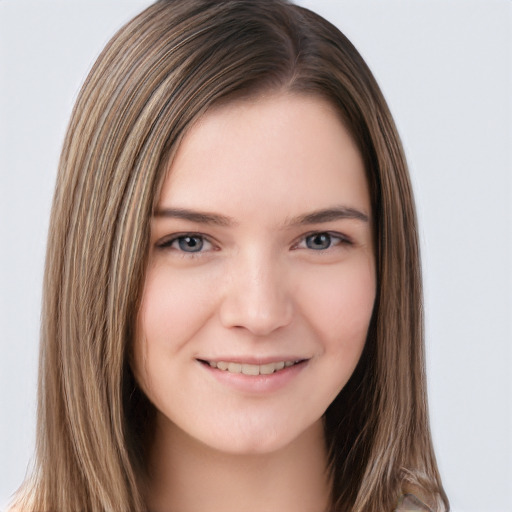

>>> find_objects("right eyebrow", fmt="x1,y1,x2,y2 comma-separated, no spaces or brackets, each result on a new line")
152,207,235,227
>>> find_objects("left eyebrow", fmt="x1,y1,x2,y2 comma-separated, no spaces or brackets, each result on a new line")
286,206,369,226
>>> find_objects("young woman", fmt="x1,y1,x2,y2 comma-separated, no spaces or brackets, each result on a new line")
11,1,449,510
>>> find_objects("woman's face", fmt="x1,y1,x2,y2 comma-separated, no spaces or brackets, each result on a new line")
133,92,376,455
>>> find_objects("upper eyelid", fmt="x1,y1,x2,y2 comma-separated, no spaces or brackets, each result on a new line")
155,230,352,249
293,230,352,247
155,232,215,249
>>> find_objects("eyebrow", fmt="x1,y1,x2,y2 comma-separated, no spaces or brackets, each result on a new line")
286,206,369,225
153,206,369,226
153,207,234,226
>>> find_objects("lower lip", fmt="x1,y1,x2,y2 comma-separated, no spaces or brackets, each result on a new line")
199,360,308,394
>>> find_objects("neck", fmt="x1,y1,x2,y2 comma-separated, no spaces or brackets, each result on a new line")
147,415,331,512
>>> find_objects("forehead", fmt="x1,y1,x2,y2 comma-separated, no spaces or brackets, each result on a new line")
157,92,370,221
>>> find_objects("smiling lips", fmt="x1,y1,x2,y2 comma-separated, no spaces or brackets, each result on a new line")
204,360,303,376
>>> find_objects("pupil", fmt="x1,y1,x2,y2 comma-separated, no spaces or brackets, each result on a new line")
179,236,203,252
307,233,331,250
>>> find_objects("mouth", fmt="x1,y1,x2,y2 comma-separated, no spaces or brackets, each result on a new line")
198,359,305,376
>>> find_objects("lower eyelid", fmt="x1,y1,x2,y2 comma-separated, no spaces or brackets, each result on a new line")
156,234,213,251
156,232,352,252
295,232,352,250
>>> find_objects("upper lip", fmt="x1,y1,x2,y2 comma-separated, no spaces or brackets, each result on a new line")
197,356,307,365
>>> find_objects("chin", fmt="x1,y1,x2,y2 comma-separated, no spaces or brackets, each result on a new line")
196,417,323,457
212,431,288,456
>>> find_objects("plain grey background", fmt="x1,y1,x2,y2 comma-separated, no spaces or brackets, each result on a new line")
1,1,511,511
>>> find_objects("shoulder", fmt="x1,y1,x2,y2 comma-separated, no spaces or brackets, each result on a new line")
6,503,29,512
5,496,33,512
395,493,434,511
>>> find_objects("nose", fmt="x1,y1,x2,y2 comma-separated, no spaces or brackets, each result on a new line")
219,251,293,336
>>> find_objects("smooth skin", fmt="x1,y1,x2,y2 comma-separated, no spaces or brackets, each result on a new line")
133,92,376,512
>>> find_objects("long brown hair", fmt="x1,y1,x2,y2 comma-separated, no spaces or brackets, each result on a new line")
14,1,448,510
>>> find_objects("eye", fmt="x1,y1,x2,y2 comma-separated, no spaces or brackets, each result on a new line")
296,232,351,251
176,235,205,252
157,234,213,253
306,233,333,250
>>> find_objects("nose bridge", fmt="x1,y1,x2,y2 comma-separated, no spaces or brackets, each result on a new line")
219,246,293,335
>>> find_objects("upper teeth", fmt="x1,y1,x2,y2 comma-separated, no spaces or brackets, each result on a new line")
209,360,297,375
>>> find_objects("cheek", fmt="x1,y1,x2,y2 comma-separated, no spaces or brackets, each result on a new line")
298,258,376,359
284,258,376,422
132,265,216,386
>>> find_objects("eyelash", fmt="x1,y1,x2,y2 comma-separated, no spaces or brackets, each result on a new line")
156,231,353,256
293,231,353,251
156,233,215,256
